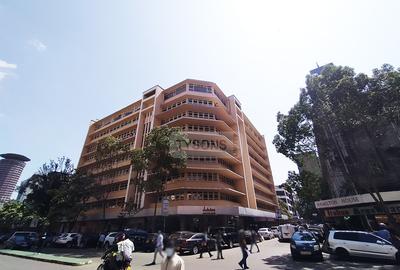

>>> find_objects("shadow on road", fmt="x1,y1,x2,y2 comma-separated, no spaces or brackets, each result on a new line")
262,254,397,270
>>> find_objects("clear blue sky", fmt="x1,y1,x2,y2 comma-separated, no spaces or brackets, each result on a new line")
1,0,400,193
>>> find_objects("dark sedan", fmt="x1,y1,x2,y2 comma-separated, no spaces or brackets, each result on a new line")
290,231,323,261
172,232,216,255
5,235,32,250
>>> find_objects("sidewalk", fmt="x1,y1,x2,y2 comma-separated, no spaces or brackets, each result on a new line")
0,249,93,266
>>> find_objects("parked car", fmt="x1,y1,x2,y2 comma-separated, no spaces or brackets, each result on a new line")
0,233,12,244
174,232,216,255
103,232,118,249
210,227,238,248
278,224,298,241
290,231,323,261
54,233,81,248
124,229,148,251
6,231,38,248
5,231,38,250
258,228,274,240
271,226,279,238
325,230,399,264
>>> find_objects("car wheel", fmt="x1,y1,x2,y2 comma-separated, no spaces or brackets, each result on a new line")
335,248,349,259
104,242,110,250
66,242,72,248
395,252,400,265
192,246,199,255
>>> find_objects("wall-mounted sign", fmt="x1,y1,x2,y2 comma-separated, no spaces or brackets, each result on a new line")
202,206,216,215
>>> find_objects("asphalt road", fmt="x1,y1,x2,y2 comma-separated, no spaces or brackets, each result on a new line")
0,239,398,270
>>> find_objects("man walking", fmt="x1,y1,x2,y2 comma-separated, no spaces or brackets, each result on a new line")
216,229,224,260
150,231,164,265
249,230,260,253
198,231,213,258
97,232,106,249
238,230,249,269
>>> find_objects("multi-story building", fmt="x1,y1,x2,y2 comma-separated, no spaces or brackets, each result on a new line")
275,185,298,218
77,79,278,232
0,153,30,202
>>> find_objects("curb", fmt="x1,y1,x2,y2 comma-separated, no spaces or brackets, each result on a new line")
0,250,92,266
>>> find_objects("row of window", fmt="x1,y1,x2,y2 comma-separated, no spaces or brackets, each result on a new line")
87,198,125,209
188,83,213,93
159,191,238,202
188,98,213,106
162,98,214,113
165,172,235,186
187,111,215,120
94,106,140,131
92,118,138,141
96,167,130,181
105,181,128,192
115,130,136,141
185,125,217,133
162,99,187,112
164,85,186,100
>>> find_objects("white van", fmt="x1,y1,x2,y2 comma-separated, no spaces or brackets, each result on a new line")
326,230,399,264
278,224,297,241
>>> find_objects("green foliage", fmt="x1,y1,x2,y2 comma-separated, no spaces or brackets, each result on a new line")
25,157,96,227
273,90,316,164
94,136,130,220
133,126,188,194
0,201,39,230
286,171,322,219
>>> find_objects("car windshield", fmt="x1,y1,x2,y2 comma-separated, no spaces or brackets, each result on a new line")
293,232,315,241
14,232,29,237
15,235,27,242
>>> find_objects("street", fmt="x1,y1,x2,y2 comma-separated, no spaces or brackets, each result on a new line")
0,239,398,270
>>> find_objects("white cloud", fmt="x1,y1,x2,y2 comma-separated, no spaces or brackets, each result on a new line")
0,59,17,69
0,59,17,82
28,39,47,52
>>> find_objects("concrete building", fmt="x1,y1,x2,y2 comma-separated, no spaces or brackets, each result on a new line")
0,153,30,202
275,185,298,218
76,79,278,232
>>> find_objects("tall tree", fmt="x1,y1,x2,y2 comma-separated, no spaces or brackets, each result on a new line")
0,201,39,230
26,157,74,227
275,63,400,231
94,136,130,221
131,126,188,231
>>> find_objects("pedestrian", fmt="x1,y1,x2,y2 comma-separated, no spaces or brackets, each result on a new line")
36,232,46,253
97,232,106,249
374,223,392,242
249,230,259,253
77,233,82,248
150,230,164,265
238,230,249,269
198,231,213,258
216,229,224,259
161,240,185,270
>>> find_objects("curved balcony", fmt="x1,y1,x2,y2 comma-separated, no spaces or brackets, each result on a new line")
185,161,243,180
164,179,241,194
161,116,235,133
184,146,241,165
